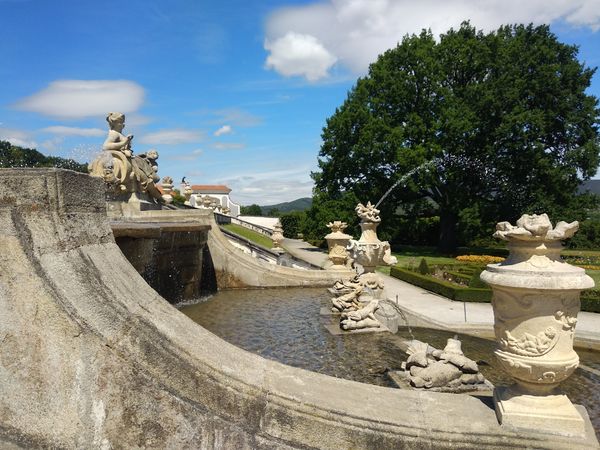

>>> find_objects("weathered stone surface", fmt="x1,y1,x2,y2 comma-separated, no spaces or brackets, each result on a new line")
0,169,597,449
482,213,595,437
207,213,350,289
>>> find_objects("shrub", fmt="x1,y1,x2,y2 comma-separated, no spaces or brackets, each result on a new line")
418,258,430,275
468,268,488,288
279,211,305,238
567,219,600,249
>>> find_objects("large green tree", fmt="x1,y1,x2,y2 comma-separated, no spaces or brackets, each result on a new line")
313,23,599,252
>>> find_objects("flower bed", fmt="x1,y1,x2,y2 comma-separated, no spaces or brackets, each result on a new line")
455,254,505,264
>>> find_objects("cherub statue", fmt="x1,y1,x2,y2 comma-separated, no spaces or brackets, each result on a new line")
103,112,133,157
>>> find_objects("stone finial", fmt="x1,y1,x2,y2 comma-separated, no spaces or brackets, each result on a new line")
327,221,348,233
355,202,381,223
494,213,578,242
271,221,285,252
161,176,174,204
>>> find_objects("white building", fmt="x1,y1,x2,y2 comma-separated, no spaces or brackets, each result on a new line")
189,184,241,217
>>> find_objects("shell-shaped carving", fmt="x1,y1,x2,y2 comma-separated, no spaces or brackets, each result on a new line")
493,213,579,242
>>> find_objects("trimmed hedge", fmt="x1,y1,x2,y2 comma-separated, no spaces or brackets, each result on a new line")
581,290,600,313
390,266,492,302
390,266,600,312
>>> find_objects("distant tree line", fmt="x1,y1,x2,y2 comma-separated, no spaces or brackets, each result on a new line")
0,140,88,173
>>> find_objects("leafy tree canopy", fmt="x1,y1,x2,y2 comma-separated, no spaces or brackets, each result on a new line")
313,23,599,252
0,140,88,173
240,204,263,216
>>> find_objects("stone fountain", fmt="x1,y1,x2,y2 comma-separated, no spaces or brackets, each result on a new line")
481,213,594,436
330,202,398,331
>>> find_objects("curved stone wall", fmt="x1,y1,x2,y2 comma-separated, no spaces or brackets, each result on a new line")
205,211,354,288
0,169,597,449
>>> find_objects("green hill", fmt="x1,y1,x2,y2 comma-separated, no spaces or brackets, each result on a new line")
260,197,312,214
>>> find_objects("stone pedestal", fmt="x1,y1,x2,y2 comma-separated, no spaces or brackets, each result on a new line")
480,213,594,437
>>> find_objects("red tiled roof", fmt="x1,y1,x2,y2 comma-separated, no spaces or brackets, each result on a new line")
190,184,231,194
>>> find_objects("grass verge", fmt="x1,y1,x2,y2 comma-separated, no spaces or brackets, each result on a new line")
221,223,273,249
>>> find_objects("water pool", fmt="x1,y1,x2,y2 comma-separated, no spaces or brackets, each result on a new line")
180,287,600,435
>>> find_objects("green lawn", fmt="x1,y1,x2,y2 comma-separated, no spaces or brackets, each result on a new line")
587,270,600,287
221,223,273,249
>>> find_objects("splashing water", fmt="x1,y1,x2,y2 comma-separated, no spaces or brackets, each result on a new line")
69,144,101,163
374,154,486,208
374,159,437,208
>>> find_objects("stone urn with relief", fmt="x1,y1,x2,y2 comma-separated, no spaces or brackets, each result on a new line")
480,213,594,436
324,221,352,270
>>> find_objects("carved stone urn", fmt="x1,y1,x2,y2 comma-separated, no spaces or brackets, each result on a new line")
348,202,397,277
324,221,352,270
271,221,285,254
342,202,397,300
480,213,594,436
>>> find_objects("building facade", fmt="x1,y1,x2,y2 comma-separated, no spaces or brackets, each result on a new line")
188,184,241,217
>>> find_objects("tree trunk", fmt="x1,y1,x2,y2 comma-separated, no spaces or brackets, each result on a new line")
437,210,459,254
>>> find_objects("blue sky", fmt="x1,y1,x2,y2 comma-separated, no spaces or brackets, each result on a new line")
1,0,599,205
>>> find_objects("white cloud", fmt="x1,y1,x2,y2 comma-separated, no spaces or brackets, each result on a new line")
265,32,337,81
14,80,145,119
126,114,153,127
221,167,314,204
212,142,245,150
214,125,233,136
264,0,600,80
39,137,65,153
0,128,37,148
41,126,105,137
140,129,204,145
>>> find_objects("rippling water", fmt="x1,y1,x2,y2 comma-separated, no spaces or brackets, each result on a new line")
180,287,600,435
